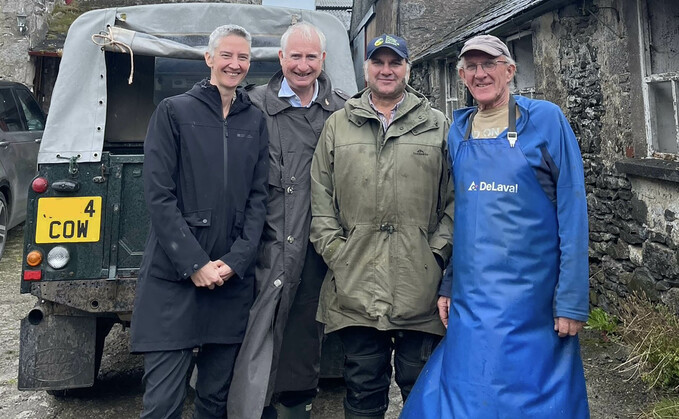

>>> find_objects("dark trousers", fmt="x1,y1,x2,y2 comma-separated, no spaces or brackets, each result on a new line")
336,326,441,417
141,343,240,419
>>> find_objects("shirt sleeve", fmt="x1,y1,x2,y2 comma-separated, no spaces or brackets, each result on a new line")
552,109,590,322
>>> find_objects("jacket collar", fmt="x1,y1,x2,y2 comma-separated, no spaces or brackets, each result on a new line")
263,70,338,115
186,78,251,118
346,85,439,134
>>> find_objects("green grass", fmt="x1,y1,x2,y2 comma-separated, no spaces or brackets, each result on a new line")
586,307,618,335
617,297,679,390
640,398,679,418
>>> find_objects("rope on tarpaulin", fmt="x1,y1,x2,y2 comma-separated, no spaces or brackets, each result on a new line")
91,26,135,84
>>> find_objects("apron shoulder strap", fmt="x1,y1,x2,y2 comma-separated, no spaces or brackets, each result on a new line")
507,95,517,147
464,96,517,144
463,109,478,141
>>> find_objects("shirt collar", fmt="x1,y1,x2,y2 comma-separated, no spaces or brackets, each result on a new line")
279,77,319,108
368,92,405,113
368,92,406,131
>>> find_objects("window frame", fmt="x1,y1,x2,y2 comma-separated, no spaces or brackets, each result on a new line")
443,58,463,118
505,30,541,99
637,0,679,157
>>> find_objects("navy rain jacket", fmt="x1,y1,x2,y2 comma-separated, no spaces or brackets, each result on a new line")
131,80,269,352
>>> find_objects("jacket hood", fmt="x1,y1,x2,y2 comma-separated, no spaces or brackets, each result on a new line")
345,84,441,134
185,78,252,118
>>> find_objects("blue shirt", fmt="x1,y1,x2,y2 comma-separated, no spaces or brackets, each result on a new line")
278,77,319,108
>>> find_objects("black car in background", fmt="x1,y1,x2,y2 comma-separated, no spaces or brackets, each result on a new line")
0,81,46,261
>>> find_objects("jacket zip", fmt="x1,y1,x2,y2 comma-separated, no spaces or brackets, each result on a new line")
223,117,229,198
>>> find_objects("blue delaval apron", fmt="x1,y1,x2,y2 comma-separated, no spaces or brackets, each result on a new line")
401,96,589,418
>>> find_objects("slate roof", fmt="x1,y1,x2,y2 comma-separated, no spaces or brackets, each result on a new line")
316,0,352,30
412,0,571,62
315,0,352,7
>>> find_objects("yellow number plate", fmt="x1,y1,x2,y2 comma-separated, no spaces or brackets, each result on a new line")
35,197,102,243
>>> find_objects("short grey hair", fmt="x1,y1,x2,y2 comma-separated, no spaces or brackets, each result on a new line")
456,54,516,71
208,24,252,56
280,22,326,56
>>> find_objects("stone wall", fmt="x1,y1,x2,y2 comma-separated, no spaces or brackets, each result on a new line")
410,0,679,314
536,0,679,313
0,0,58,87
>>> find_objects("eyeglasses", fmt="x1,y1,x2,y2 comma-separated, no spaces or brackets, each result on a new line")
463,60,508,74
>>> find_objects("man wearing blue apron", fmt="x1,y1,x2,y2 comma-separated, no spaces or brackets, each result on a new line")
402,34,590,418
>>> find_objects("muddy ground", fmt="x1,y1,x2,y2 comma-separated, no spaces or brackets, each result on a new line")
0,224,665,418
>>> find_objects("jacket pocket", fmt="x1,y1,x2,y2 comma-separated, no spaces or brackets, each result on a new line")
182,209,212,246
183,209,212,228
326,225,353,270
331,224,372,314
391,226,441,320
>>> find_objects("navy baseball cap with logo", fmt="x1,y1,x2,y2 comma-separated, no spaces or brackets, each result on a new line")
366,34,409,60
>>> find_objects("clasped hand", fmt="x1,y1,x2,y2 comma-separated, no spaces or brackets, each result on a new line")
190,260,234,289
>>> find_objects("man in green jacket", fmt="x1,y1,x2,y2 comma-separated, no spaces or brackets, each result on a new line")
310,34,454,419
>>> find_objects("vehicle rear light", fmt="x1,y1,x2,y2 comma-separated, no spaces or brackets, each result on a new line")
32,177,48,193
26,250,43,267
23,270,42,281
47,246,70,269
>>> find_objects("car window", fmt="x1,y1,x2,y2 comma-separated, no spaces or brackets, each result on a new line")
0,88,24,132
15,88,45,131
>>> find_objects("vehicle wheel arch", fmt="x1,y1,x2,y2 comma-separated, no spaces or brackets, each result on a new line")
0,183,11,218
0,189,9,261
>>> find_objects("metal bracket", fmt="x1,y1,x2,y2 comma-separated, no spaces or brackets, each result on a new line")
92,163,110,183
57,154,81,175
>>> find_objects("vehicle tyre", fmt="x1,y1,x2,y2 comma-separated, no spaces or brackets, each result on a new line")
0,192,8,262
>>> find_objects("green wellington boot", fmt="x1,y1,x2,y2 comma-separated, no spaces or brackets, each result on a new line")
276,399,313,419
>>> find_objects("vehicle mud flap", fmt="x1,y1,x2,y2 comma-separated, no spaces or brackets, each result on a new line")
18,313,96,391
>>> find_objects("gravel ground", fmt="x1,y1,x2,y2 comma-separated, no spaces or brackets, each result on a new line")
0,224,664,418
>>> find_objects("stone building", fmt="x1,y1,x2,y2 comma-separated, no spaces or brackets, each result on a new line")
351,0,679,313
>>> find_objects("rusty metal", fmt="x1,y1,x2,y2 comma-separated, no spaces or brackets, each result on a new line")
31,278,136,314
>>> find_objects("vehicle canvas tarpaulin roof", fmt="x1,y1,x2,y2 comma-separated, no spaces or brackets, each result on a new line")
39,3,357,164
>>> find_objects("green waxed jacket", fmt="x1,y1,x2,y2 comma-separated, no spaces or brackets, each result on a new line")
310,85,453,336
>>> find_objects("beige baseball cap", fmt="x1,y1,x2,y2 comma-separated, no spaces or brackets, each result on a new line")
459,34,512,58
